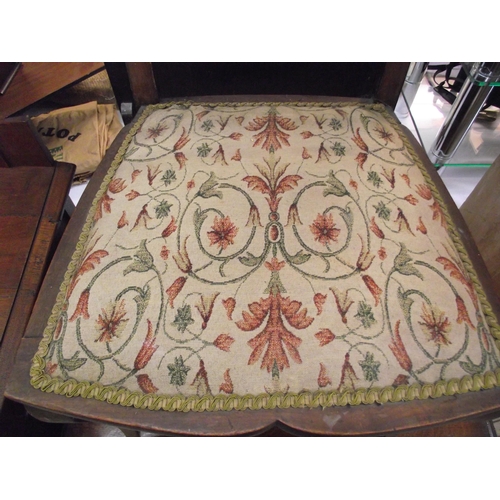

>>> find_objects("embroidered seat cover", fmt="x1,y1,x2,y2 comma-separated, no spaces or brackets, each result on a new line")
31,101,500,412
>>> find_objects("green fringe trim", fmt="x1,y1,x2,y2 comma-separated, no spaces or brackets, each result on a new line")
29,101,500,412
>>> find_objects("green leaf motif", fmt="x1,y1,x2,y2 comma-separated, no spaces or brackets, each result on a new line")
124,240,154,275
374,201,391,221
397,286,414,327
239,252,260,267
394,244,423,280
331,142,346,157
60,351,86,372
133,285,151,318
197,172,223,199
167,356,191,386
201,120,213,132
155,200,173,219
329,118,342,131
193,207,208,233
172,304,195,333
359,352,380,382
355,301,376,329
287,250,311,265
323,170,348,197
197,143,212,158
367,171,383,188
162,169,177,186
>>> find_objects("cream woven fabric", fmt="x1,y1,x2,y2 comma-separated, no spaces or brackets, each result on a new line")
31,102,500,411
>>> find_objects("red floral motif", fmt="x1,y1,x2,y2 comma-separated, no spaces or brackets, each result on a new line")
416,216,427,234
245,109,298,151
378,247,387,260
286,203,302,226
117,211,129,229
430,201,447,228
436,256,478,308
389,320,412,372
356,236,375,271
395,208,415,236
369,216,385,239
318,363,332,387
355,152,368,170
187,179,195,190
161,216,177,238
94,193,114,221
315,328,335,346
191,360,211,396
330,287,354,324
246,205,262,227
196,293,219,329
212,145,228,166
313,293,327,315
131,204,152,231
166,276,187,308
302,147,312,159
243,161,302,213
146,123,168,140
455,295,475,329
160,246,169,260
147,165,161,186
68,245,109,298
381,167,395,188
131,169,142,183
362,275,382,306
219,369,233,394
404,194,418,205
231,149,242,161
301,131,313,139
173,236,192,273
173,127,190,151
134,319,158,370
265,257,285,272
229,132,242,140
126,190,140,201
393,374,410,387
416,184,433,200
310,213,340,246
352,127,368,151
95,299,129,343
175,152,187,169
236,293,314,372
207,216,238,251
400,174,411,187
69,289,90,322
222,297,236,320
46,361,58,375
213,334,235,352
136,374,158,394
349,179,358,190
419,303,451,346
109,178,127,194
338,353,358,392
316,142,331,163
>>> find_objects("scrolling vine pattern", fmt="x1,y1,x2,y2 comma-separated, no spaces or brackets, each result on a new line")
39,102,500,408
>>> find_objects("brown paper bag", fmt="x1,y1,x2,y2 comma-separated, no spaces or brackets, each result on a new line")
31,101,123,183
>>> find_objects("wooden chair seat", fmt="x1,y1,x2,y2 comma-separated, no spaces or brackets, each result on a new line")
4,64,500,436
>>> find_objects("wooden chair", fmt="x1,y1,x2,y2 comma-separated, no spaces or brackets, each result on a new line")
0,118,75,435
5,63,500,436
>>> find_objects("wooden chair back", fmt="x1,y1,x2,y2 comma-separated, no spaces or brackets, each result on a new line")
105,62,410,121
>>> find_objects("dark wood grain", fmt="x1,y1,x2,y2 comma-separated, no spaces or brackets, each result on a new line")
0,62,105,119
125,63,159,109
375,62,410,109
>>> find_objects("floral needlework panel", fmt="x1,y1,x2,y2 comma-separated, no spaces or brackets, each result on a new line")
31,102,500,412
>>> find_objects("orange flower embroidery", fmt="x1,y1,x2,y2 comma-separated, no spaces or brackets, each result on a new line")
196,293,219,329
213,334,235,352
219,369,233,394
416,184,432,200
362,275,382,306
175,152,187,169
338,353,358,392
222,297,236,320
136,374,158,394
419,303,451,346
389,320,412,372
173,127,190,151
207,216,238,251
161,216,177,238
318,363,332,388
166,276,187,308
310,213,340,246
69,289,91,322
236,294,314,372
315,328,335,347
313,293,327,315
330,287,354,324
134,319,158,370
95,300,128,343
245,109,298,151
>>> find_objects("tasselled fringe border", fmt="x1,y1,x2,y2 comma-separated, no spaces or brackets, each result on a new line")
29,101,500,412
